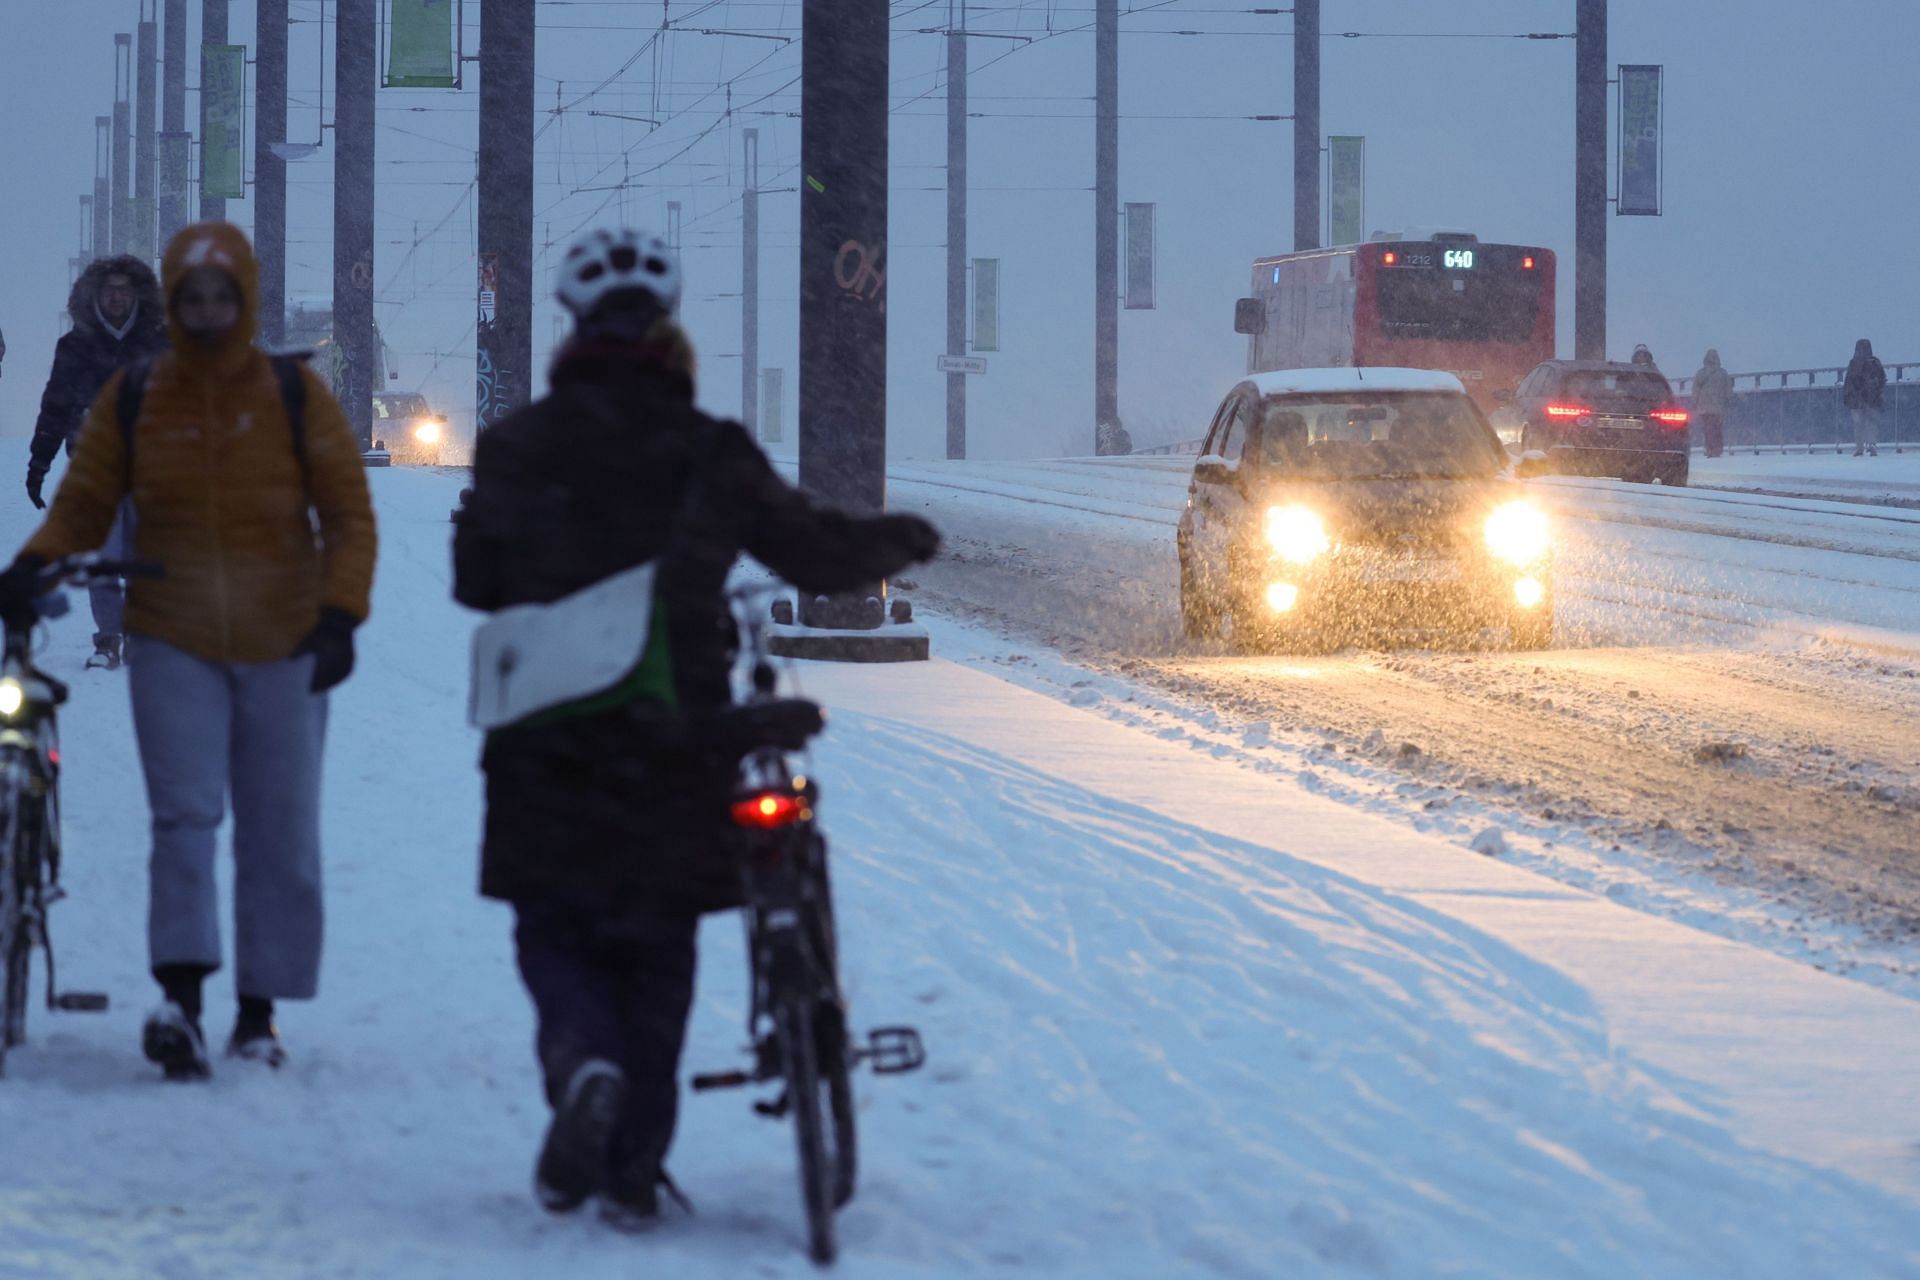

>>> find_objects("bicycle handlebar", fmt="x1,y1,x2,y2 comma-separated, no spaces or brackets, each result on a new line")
34,554,164,588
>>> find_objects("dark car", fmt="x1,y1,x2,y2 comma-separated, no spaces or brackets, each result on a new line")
1177,368,1554,652
1489,359,1690,486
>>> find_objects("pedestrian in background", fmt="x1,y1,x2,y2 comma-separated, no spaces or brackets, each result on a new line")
1842,338,1886,457
25,256,168,669
1692,349,1733,458
1630,344,1656,368
0,222,377,1080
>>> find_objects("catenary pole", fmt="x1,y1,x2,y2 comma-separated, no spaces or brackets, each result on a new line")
94,116,114,263
1575,0,1607,359
742,128,759,437
160,0,189,245
1093,0,1118,452
334,0,377,448
477,0,535,433
1293,0,1319,250
945,11,967,460
255,0,288,345
112,34,133,255
136,5,159,262
797,0,889,627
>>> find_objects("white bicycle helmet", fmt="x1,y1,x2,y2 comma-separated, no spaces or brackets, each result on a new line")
555,227,682,317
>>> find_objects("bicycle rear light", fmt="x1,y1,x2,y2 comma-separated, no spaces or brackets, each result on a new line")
732,791,810,829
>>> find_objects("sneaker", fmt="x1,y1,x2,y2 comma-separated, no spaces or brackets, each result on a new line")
85,635,123,671
534,1060,626,1214
599,1165,692,1234
142,1002,211,1081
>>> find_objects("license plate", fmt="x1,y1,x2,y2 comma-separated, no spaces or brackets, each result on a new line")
1360,558,1462,583
1596,415,1645,430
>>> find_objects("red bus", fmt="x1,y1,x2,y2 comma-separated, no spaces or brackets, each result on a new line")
1233,231,1555,414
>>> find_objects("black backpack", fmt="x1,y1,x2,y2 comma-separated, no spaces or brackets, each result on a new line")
116,352,310,490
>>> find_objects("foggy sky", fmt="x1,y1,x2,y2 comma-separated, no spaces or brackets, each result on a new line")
2,1,1914,461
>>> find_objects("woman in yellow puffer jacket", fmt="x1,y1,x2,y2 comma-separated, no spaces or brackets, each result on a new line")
2,221,377,1079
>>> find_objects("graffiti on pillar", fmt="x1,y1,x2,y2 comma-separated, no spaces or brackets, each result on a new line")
476,252,504,429
834,238,886,312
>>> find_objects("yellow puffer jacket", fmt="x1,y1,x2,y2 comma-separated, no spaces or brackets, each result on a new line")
24,221,377,664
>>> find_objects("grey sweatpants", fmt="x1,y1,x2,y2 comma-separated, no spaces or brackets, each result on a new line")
1852,406,1880,451
89,501,134,640
128,636,329,999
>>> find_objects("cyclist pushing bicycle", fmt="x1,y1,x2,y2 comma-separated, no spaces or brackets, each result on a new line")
453,227,938,1231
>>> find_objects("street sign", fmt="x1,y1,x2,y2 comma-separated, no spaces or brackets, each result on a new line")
937,354,988,375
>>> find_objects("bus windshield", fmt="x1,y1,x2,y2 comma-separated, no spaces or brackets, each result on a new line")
1375,266,1543,343
1247,392,1507,479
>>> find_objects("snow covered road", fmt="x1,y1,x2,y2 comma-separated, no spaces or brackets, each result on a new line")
880,456,1920,973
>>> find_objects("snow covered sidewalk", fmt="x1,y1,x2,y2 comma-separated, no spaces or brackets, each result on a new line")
2,470,1919,1277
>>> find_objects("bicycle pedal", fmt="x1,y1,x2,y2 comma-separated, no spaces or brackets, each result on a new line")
53,992,109,1012
753,1088,791,1119
863,1026,926,1075
690,1069,753,1092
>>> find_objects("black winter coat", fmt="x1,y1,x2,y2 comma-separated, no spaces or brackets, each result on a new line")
29,257,168,477
1843,353,1886,410
453,343,935,918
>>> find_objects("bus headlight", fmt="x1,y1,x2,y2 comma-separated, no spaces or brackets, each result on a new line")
412,419,443,445
1484,500,1550,566
0,679,24,719
1264,505,1330,565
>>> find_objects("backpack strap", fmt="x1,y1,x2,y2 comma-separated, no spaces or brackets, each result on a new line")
116,352,311,495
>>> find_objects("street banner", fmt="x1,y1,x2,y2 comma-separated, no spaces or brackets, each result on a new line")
200,45,245,200
1618,64,1662,216
1328,135,1365,244
971,257,999,352
389,0,457,88
761,368,784,443
1123,202,1155,310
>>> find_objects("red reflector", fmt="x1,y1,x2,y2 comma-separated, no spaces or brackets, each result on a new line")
1382,251,1396,265
48,749,60,766
731,792,808,829
1522,255,1536,270
1650,408,1690,426
1544,403,1592,418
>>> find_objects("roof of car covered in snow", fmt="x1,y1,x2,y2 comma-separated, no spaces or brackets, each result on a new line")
1243,368,1468,398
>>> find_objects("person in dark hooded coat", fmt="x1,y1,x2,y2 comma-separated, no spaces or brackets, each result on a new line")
1691,349,1733,458
453,227,940,1228
1842,338,1886,457
26,254,169,667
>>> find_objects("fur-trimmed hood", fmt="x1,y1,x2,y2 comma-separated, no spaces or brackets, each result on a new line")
66,254,165,337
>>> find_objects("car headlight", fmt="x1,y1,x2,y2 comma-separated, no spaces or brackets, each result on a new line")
1264,505,1330,565
0,678,24,719
413,419,443,445
1485,500,1550,566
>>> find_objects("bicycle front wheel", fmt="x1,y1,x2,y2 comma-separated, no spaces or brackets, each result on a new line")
775,996,837,1265
0,793,24,1065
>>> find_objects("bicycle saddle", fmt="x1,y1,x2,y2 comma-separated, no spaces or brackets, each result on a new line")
711,699,825,754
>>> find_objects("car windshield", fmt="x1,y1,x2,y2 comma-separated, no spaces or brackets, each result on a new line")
1246,392,1505,479
1559,369,1672,406
373,394,430,420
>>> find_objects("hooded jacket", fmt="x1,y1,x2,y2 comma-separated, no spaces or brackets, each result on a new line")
454,315,937,914
1843,339,1886,410
1691,349,1733,414
28,254,168,475
21,221,377,663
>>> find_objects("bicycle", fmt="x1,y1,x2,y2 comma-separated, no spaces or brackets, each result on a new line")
0,553,161,1076
689,583,926,1265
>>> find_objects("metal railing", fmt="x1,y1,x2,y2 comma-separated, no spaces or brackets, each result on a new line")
1674,361,1916,454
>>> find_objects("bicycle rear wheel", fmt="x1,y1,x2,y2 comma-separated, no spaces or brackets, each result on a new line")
775,996,837,1264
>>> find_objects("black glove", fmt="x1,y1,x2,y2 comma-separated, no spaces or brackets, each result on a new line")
294,606,360,693
0,555,48,631
25,467,46,511
873,514,941,565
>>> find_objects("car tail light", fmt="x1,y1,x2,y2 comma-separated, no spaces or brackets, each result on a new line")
1544,403,1592,419
732,791,809,829
1650,408,1690,427
1522,255,1536,270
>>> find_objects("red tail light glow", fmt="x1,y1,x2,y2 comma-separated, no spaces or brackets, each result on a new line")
732,791,809,829
1544,403,1592,419
1382,251,1397,265
1650,408,1690,426
1522,256,1536,270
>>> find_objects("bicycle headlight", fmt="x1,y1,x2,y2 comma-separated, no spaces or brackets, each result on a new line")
1484,500,1550,566
0,678,24,719
1264,505,1330,565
